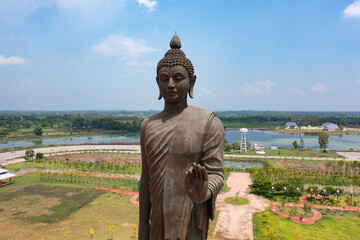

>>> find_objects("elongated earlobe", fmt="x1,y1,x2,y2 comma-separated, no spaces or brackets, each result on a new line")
189,88,194,98
158,92,163,100
189,75,196,98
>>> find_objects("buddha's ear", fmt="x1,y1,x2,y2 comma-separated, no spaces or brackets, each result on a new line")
189,75,196,98
156,77,162,100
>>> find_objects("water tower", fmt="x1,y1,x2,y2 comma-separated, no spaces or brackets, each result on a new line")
240,128,248,153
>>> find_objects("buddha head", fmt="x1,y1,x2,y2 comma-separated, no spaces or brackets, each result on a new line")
156,34,196,102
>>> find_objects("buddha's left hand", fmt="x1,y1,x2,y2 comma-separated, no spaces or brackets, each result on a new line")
185,162,209,203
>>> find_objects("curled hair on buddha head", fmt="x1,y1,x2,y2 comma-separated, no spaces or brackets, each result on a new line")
156,33,196,99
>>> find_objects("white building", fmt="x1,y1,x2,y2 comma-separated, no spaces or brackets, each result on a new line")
0,168,15,187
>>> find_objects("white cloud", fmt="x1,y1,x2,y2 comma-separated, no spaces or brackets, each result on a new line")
240,80,274,95
291,88,307,96
138,0,158,12
310,83,328,92
91,34,156,58
344,1,360,18
197,88,212,97
0,55,26,65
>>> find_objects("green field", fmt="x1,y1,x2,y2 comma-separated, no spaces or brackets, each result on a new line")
254,209,360,240
0,173,139,240
226,148,341,158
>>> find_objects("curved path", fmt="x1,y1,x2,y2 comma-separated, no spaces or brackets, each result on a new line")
212,173,270,240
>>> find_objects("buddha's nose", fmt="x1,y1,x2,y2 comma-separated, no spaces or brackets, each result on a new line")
168,77,175,87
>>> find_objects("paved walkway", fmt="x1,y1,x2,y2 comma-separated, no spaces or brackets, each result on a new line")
212,173,270,240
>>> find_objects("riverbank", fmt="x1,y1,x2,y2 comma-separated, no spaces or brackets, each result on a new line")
268,128,360,135
1,129,137,140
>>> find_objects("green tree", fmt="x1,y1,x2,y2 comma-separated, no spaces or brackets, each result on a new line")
34,126,43,136
224,144,232,152
25,150,35,162
292,140,299,149
300,138,305,149
318,132,329,151
232,141,240,150
36,152,44,161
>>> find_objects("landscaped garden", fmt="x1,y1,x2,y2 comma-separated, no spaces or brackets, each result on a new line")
249,160,360,239
254,208,360,240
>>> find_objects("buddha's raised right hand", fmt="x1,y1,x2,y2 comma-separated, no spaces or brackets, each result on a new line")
185,162,209,204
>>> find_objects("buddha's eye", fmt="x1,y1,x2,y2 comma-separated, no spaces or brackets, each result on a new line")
159,74,169,82
173,73,185,82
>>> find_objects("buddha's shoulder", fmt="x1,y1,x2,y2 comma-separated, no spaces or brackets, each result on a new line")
188,106,223,129
187,106,212,116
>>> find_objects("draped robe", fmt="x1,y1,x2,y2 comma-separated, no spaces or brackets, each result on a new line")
140,106,224,240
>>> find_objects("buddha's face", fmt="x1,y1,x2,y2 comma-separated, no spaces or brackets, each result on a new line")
157,65,193,104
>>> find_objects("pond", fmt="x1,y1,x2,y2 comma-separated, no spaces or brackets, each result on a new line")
225,129,360,151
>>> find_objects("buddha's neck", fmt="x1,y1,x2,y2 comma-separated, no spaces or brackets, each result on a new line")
163,99,188,114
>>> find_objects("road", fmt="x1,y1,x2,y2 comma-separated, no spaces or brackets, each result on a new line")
0,145,141,166
1,145,359,166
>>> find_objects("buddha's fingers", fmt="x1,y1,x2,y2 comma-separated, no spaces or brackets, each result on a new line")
201,166,208,181
196,164,204,181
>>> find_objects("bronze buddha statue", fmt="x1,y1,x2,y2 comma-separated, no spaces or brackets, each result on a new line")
139,34,224,240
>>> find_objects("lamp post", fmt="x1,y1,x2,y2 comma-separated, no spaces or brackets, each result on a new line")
336,189,340,201
297,187,300,202
323,189,326,199
350,191,353,204
284,187,287,201
310,188,313,202
271,186,274,200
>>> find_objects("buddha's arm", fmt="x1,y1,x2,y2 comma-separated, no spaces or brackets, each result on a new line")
139,119,151,240
200,116,225,215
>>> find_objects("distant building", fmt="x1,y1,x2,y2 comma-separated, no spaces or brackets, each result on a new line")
270,145,277,150
322,122,340,131
254,144,265,151
285,122,298,129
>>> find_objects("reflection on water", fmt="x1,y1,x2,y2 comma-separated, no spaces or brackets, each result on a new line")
225,130,360,151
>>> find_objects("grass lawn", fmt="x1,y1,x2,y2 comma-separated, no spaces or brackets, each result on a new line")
226,148,341,158
225,197,249,205
0,173,139,239
254,209,360,240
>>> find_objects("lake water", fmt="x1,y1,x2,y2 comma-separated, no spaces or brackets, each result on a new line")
225,129,360,150
1,130,360,151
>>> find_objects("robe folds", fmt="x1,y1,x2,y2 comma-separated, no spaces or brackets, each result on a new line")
141,106,224,240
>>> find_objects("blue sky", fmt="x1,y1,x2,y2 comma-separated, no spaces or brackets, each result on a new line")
1,0,360,111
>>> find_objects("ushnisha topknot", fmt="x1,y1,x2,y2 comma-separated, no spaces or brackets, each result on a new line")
156,34,195,85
